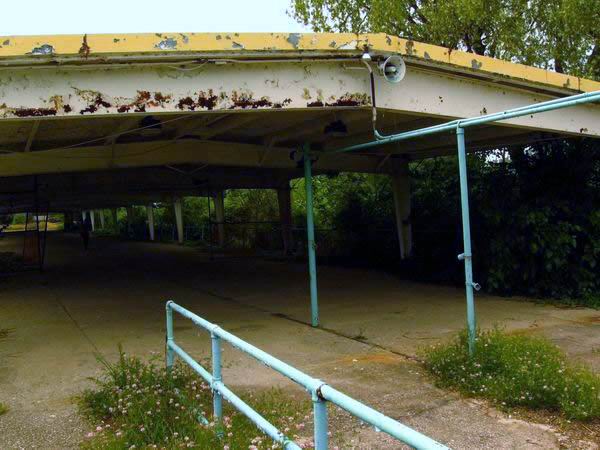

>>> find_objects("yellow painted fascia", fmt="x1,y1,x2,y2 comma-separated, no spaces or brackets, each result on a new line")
0,32,597,93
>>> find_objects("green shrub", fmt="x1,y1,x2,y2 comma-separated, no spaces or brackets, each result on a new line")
422,329,600,421
79,349,313,449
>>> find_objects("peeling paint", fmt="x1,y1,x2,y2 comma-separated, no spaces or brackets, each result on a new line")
232,42,245,50
287,33,301,49
79,34,91,58
471,59,483,70
424,52,431,60
230,91,272,109
80,94,111,114
405,41,414,56
386,35,392,46
155,38,177,50
2,39,9,46
329,41,336,48
308,92,369,108
338,40,358,50
30,44,54,56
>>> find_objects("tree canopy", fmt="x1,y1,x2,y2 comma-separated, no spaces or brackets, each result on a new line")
290,0,600,79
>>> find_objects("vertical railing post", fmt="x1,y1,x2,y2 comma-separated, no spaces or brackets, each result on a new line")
211,331,223,426
303,143,319,327
456,126,476,355
165,302,175,369
312,389,328,450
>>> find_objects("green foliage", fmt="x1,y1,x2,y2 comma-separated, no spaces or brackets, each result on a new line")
290,0,600,79
422,328,600,421
407,139,600,303
79,349,313,449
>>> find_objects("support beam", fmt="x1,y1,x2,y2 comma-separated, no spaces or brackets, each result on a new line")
111,208,118,228
173,197,184,244
147,203,155,241
303,143,319,327
126,206,134,235
456,127,477,355
214,191,225,247
277,185,293,255
0,139,389,178
390,160,412,259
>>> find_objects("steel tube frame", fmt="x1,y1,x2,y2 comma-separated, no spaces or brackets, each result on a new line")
333,90,600,354
303,143,319,327
166,301,448,450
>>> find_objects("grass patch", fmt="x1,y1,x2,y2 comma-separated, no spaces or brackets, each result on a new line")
78,349,314,449
422,328,600,421
0,402,8,416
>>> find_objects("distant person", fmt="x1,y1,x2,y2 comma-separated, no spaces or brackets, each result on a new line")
80,215,92,250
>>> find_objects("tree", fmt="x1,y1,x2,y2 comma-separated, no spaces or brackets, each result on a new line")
290,0,600,79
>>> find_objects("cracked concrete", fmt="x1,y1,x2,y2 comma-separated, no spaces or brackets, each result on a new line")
0,232,598,449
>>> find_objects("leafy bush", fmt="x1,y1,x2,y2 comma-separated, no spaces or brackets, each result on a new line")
422,329,600,420
79,349,314,449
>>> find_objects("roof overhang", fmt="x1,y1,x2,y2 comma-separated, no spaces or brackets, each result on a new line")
0,33,598,213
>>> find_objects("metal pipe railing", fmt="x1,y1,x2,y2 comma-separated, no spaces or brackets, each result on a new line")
165,300,449,450
334,90,600,153
328,89,600,354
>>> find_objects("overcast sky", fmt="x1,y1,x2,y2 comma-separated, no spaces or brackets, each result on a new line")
1,0,310,36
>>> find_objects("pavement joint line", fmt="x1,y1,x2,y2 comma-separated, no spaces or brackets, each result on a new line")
173,282,423,364
49,288,101,355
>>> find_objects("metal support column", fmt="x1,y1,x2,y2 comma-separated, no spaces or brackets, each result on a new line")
456,127,477,354
303,143,319,327
211,332,223,426
214,191,225,247
166,304,174,369
312,389,328,449
147,203,155,241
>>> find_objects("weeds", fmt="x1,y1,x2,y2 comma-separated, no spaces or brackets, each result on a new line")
422,328,600,421
78,349,314,449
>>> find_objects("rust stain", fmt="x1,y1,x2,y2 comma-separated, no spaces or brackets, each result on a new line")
78,34,91,59
272,98,292,108
230,91,272,109
80,94,111,115
308,92,369,107
176,90,219,111
13,107,57,117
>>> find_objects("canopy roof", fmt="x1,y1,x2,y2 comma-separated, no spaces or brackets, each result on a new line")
0,33,598,213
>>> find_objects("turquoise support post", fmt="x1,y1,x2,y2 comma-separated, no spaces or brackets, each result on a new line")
211,332,223,425
312,389,328,449
456,127,477,354
303,143,319,327
166,302,175,369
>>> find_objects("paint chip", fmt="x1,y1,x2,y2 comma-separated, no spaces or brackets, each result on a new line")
155,38,178,50
30,44,54,56
287,33,301,49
